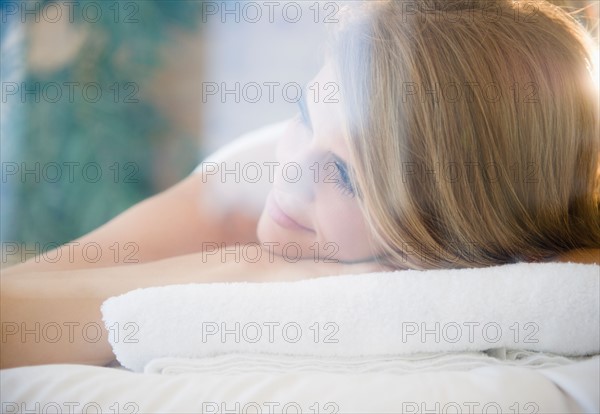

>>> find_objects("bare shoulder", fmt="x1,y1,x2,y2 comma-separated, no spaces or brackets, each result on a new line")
553,248,600,265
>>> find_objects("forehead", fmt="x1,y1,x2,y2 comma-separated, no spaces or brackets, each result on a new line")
306,63,350,160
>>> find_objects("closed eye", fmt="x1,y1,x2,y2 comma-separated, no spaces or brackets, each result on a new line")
330,153,356,198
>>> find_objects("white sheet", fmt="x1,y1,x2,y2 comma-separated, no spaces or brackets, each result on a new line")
1,357,598,413
143,349,585,375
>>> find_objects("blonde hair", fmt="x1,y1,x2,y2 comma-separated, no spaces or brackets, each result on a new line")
329,0,600,269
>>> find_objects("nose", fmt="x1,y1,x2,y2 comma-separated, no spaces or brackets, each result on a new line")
275,133,318,202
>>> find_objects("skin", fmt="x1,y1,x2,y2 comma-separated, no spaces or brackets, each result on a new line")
257,63,382,263
1,63,598,368
0,247,383,368
0,65,388,369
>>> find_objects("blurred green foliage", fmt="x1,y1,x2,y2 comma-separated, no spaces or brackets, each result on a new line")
3,0,204,245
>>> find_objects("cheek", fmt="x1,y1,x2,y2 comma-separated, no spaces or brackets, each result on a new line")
276,121,310,163
313,190,375,261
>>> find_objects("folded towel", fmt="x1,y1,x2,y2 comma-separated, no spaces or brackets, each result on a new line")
101,262,600,372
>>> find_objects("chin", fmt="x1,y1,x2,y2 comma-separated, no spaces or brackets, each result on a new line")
256,213,286,252
255,212,271,245
256,213,312,260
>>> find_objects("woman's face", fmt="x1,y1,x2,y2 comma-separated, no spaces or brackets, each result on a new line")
257,64,381,263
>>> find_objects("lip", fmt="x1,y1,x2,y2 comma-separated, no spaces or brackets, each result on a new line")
266,192,314,232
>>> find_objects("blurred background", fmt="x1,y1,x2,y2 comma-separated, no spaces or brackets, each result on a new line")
0,0,597,263
0,0,329,260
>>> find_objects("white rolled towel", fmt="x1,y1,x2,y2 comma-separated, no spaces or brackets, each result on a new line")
101,262,600,372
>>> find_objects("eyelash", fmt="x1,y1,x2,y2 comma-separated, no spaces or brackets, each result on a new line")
295,104,356,198
332,159,356,198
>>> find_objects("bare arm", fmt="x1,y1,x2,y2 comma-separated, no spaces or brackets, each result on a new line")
1,251,247,369
555,248,600,265
0,247,383,369
3,172,260,275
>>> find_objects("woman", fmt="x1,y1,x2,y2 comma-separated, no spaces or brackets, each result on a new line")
2,0,599,368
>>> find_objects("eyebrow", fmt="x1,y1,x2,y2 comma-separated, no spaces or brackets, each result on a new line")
298,88,313,132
